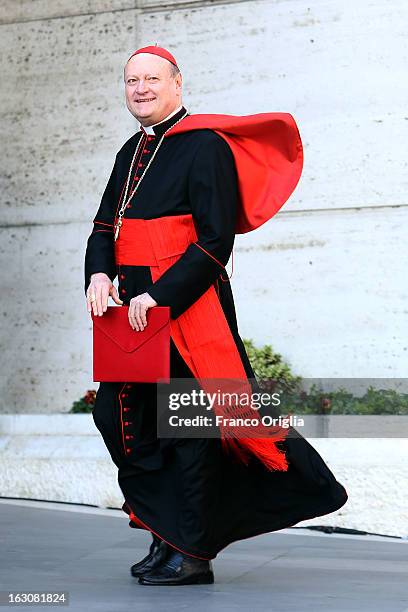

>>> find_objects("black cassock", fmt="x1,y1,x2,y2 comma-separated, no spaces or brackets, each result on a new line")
84,105,348,560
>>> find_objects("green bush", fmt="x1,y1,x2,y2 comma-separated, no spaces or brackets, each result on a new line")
242,338,302,395
340,386,407,415
282,385,408,416
243,339,408,415
70,390,95,414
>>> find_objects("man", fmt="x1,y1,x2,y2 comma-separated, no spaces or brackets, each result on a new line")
85,45,348,586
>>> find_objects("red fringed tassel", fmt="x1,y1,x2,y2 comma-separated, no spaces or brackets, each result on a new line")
220,433,289,471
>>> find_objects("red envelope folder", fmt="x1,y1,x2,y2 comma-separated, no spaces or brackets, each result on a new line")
91,305,170,383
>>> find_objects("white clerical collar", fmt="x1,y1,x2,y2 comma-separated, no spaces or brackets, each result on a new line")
140,105,183,135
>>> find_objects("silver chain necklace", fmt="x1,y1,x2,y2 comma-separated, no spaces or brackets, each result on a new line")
114,110,189,241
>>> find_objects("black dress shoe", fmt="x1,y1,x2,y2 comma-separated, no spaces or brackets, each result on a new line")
138,549,214,585
130,534,169,577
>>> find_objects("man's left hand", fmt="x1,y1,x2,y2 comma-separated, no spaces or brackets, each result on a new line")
128,292,157,331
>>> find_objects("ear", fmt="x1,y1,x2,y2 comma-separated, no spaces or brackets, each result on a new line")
175,72,183,91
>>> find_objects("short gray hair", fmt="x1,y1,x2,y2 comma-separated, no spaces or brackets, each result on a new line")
169,63,180,78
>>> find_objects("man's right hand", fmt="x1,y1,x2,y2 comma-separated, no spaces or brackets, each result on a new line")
86,272,123,316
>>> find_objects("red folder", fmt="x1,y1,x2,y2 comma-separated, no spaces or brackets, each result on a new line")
91,306,170,383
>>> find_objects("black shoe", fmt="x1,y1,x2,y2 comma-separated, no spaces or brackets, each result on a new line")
130,534,169,577
138,549,214,585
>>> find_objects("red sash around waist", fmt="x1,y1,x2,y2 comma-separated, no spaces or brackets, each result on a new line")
115,215,198,267
114,214,289,472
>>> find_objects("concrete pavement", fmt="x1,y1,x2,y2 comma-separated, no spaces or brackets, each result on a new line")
0,499,407,611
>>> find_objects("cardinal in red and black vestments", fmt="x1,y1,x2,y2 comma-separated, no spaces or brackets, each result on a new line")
84,45,348,586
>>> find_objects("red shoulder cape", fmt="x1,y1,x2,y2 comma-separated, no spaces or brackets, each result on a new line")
165,112,303,234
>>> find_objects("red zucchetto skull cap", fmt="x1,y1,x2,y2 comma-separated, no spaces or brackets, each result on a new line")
126,45,179,69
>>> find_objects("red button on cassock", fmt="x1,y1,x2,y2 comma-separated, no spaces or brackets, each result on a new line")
120,274,125,280
143,149,149,154
123,407,130,412
126,448,131,454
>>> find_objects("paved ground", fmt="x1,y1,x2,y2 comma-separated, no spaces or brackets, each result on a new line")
0,499,407,612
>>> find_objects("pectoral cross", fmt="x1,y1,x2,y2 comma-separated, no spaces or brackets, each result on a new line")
114,218,122,241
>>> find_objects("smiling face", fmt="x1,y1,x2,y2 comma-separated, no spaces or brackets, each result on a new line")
124,53,183,126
